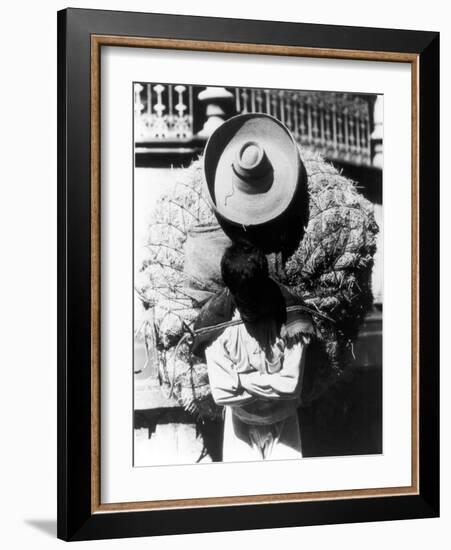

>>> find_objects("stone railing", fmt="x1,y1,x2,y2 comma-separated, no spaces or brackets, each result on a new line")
134,83,194,141
134,83,381,168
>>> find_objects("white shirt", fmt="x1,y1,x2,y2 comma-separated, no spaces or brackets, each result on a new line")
205,310,312,425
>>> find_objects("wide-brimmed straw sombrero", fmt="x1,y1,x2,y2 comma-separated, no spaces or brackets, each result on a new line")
203,113,307,231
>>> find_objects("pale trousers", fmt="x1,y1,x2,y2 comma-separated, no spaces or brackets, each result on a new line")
222,406,303,462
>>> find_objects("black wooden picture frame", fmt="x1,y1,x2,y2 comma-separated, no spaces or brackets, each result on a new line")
57,7,439,541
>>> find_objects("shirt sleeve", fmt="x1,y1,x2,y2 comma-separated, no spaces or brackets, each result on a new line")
205,336,255,406
239,337,308,401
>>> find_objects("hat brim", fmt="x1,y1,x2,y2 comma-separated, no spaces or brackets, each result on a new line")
204,114,301,226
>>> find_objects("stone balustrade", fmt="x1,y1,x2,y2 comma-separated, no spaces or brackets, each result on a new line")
134,83,379,168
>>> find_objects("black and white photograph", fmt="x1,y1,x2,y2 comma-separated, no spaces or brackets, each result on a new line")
133,83,383,467
0,0,444,546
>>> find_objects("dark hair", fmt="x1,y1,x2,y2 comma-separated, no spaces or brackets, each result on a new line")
221,241,268,295
220,241,275,322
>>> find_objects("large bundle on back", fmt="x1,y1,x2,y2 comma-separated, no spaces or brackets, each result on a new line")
283,152,378,372
137,148,378,418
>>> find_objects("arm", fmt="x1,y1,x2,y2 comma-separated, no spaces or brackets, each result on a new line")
205,338,255,407
239,338,307,401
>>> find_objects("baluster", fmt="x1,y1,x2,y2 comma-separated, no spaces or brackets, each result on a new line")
278,91,285,124
134,83,144,117
361,115,370,164
256,89,263,113
292,94,299,140
343,107,349,159
151,84,168,139
285,93,293,131
251,89,256,112
355,109,362,163
331,103,338,158
324,105,332,155
153,84,165,117
359,116,366,150
241,88,248,113
319,101,326,149
306,98,313,144
311,99,319,144
134,83,145,140
348,112,356,161
174,85,189,138
235,88,241,113
337,108,343,151
265,90,271,115
371,95,383,168
271,91,278,118
299,100,307,143
174,85,186,117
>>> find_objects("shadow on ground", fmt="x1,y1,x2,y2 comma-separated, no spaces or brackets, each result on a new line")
25,519,57,538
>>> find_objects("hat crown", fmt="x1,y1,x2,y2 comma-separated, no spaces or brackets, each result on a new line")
232,140,273,193
239,141,262,169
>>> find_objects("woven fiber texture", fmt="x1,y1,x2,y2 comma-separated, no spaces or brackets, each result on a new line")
283,151,378,371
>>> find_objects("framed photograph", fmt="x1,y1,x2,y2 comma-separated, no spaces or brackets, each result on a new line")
57,8,439,541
